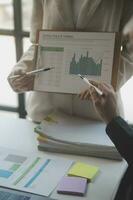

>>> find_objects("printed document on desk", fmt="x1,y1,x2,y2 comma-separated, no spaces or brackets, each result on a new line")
0,147,73,196
34,31,120,93
35,111,122,160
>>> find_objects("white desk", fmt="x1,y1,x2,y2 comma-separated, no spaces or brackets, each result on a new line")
0,116,127,200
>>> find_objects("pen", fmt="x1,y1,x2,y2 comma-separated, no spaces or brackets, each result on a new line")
78,74,103,96
9,67,54,79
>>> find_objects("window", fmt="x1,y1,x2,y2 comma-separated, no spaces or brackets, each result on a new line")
0,0,32,118
0,0,14,29
0,36,17,107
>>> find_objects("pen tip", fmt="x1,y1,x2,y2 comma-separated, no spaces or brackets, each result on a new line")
78,74,83,79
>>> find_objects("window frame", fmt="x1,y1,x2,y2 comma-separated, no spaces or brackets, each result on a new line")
0,0,29,118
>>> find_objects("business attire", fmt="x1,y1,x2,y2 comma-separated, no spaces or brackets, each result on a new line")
106,117,133,200
9,0,133,122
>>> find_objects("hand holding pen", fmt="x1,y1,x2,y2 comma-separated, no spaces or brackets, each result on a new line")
85,82,118,124
78,74,103,96
9,67,54,79
78,75,119,123
8,67,54,93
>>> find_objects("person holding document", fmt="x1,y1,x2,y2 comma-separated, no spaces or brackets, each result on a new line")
80,81,133,200
80,27,133,197
8,0,133,122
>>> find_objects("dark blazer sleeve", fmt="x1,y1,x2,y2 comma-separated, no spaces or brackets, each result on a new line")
106,117,133,165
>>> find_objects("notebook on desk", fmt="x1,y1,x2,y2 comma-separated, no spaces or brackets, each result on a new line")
35,110,122,160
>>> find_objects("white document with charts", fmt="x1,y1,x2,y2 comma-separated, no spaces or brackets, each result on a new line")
34,31,120,94
0,147,73,197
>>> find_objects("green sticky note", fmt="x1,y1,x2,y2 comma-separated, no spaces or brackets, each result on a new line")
68,162,99,181
10,164,20,171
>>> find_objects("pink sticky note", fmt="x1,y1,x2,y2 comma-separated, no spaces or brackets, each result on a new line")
57,176,87,196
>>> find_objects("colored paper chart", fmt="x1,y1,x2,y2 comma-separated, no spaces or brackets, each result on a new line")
0,147,73,197
68,162,99,181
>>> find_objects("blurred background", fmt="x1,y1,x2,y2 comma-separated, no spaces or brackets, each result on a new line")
0,0,133,123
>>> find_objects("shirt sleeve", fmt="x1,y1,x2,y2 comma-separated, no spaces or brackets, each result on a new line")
106,117,133,164
9,0,43,76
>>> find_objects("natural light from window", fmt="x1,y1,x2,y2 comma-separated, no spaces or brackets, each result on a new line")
120,76,133,123
0,36,17,106
0,0,13,29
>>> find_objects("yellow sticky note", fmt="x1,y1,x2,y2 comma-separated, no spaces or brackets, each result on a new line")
43,114,58,124
68,162,99,181
37,135,48,142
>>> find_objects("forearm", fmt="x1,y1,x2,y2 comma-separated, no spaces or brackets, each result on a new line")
106,116,133,164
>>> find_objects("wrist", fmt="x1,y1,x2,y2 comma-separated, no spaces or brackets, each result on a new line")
105,115,120,125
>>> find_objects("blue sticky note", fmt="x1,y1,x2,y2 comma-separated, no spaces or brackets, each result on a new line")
0,169,13,178
57,176,87,196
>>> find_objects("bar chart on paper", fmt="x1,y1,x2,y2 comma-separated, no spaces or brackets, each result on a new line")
34,31,116,93
69,51,102,76
0,147,73,196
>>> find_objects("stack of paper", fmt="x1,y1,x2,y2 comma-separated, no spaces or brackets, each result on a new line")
35,111,122,160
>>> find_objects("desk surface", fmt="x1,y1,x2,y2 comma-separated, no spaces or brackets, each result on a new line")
0,116,127,200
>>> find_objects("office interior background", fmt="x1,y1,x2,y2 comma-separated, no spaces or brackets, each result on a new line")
0,0,133,123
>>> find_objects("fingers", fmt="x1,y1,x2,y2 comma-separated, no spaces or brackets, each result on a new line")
83,90,91,99
11,74,26,84
88,80,107,96
89,80,99,88
90,87,101,105
8,71,26,87
79,89,91,100
79,81,102,101
79,81,101,100
78,80,115,103
89,80,113,90
10,76,34,93
90,81,114,97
